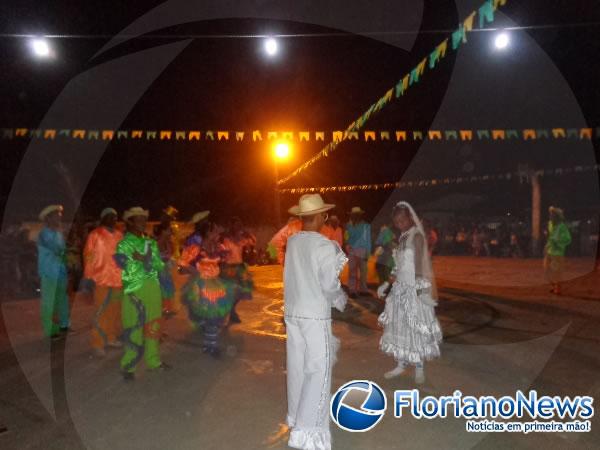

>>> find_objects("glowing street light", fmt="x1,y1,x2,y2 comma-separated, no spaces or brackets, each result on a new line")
494,33,510,50
274,142,290,160
30,38,52,58
264,37,278,57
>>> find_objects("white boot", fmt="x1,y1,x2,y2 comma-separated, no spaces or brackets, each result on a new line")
414,365,425,384
384,362,406,379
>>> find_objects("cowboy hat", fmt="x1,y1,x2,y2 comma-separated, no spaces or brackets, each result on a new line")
288,194,335,216
162,205,179,218
349,206,365,215
190,210,210,224
123,207,149,221
549,206,564,218
39,204,63,221
100,207,117,219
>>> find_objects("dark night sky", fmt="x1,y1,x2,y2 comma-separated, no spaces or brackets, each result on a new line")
0,0,599,225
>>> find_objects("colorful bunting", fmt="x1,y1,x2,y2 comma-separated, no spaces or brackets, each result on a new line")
3,125,600,144
278,164,600,195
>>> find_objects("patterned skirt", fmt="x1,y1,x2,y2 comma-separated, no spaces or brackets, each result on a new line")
219,263,254,302
182,275,234,323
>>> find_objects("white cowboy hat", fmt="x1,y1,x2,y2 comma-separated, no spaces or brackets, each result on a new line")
39,204,63,221
349,206,365,214
190,210,210,224
123,207,149,221
100,207,117,219
288,194,335,216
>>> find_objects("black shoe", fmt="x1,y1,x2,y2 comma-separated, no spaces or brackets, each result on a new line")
59,327,72,333
156,362,172,371
122,372,135,382
203,346,220,358
50,333,64,341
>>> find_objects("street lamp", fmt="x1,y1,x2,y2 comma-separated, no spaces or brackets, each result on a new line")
29,38,52,58
272,141,291,227
494,32,510,50
264,37,279,57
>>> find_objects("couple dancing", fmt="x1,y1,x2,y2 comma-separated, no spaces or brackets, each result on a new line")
283,194,442,450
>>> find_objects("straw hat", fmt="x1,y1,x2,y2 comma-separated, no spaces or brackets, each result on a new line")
100,207,117,219
288,194,335,216
162,205,179,218
349,206,365,215
190,210,210,224
39,204,63,221
123,207,149,221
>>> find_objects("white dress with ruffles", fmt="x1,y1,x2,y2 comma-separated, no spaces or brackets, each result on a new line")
378,227,442,364
284,231,348,450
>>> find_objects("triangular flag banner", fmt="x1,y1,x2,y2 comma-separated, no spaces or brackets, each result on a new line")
452,25,466,50
479,0,494,28
409,58,427,85
464,11,476,32
429,39,448,69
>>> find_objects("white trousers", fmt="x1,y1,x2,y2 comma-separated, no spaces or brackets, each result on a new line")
285,317,335,450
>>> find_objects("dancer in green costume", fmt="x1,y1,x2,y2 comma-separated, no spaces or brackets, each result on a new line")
114,207,170,380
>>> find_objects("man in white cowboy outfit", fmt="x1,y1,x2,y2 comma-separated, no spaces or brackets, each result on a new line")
284,194,348,450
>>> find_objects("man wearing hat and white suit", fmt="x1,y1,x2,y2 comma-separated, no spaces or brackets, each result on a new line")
284,194,348,450
37,205,70,338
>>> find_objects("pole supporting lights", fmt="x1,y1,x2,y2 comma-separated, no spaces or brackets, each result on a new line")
272,141,291,228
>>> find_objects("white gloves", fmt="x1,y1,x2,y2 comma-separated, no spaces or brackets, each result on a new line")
377,282,390,299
